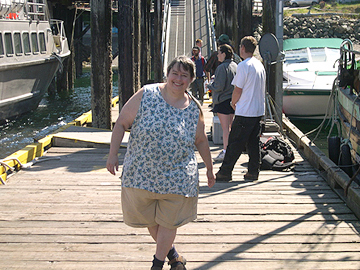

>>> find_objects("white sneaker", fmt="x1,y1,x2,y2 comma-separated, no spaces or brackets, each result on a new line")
213,151,225,161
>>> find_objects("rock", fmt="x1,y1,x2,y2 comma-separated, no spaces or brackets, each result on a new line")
254,16,360,44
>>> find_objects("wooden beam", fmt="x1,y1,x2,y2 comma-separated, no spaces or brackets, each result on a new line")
90,0,112,129
118,0,135,109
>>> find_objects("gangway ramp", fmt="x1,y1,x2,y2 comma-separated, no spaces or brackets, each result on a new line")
164,0,214,70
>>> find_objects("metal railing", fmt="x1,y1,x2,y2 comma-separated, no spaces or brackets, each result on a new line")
205,0,216,56
253,0,263,15
161,0,171,74
50,19,67,54
26,0,47,21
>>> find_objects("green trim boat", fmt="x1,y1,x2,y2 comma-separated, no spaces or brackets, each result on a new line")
283,38,343,119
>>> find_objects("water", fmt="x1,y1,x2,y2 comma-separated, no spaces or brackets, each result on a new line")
0,69,118,159
291,118,339,157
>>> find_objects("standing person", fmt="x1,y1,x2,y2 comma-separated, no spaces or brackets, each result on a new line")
106,56,215,270
215,36,266,182
205,34,241,77
207,44,237,161
190,46,209,104
195,38,203,56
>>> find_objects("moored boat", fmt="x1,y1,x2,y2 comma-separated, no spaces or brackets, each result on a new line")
0,0,70,123
332,39,360,182
282,38,343,119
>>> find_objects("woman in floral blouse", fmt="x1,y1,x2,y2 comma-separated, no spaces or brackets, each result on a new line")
106,55,215,270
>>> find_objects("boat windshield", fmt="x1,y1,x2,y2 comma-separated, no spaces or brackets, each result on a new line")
285,48,309,64
285,47,339,65
309,47,339,63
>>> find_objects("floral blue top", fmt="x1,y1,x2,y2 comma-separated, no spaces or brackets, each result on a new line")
121,83,200,197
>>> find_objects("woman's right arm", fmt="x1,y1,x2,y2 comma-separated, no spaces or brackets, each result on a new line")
106,89,144,175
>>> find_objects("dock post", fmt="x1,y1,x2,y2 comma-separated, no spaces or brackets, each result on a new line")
134,0,141,92
262,0,283,127
213,0,252,55
118,0,136,109
74,12,83,77
50,1,76,94
90,0,113,129
235,0,253,51
140,0,151,86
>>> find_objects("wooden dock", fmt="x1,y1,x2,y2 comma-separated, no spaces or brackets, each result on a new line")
1,102,360,269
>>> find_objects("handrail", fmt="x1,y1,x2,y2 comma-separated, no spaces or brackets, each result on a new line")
205,0,216,56
50,19,70,58
25,0,48,21
161,0,171,76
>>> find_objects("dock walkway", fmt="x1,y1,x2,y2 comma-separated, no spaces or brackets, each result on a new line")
165,0,213,68
1,102,360,270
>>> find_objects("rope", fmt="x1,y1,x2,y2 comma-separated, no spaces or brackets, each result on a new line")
0,157,61,184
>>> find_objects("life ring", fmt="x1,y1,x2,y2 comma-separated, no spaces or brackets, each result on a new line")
328,136,340,165
339,144,352,177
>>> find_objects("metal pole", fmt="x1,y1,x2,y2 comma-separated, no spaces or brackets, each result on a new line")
275,0,284,126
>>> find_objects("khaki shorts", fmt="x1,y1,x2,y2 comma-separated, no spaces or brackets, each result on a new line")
121,187,198,229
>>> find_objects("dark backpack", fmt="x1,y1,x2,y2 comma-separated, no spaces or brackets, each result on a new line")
260,136,295,171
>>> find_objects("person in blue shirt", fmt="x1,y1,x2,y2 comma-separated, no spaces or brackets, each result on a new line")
190,46,209,104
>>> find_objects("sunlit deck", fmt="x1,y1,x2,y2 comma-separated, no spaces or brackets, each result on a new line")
0,101,359,269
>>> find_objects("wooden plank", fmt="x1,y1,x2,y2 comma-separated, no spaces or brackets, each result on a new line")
0,261,359,270
2,242,360,253
0,234,358,244
0,103,360,270
1,250,360,262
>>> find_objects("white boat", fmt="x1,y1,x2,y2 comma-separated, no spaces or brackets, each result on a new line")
0,0,70,123
282,38,343,119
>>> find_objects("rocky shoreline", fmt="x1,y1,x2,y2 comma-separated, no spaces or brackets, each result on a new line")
254,15,360,45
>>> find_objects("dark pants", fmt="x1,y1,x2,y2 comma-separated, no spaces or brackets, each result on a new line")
219,115,262,175
190,78,204,102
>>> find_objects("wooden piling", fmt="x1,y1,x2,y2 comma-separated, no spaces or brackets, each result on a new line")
214,0,253,55
140,0,151,85
48,1,76,94
118,0,136,109
90,0,113,129
235,0,253,51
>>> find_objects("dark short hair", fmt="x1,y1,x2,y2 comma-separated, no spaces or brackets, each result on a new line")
166,55,196,81
219,44,234,60
192,46,200,51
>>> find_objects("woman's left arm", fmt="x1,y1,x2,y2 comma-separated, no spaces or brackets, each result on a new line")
195,114,215,188
207,65,226,93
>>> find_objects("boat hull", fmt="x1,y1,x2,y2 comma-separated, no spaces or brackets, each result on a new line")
282,38,342,119
283,88,333,119
0,4,70,123
0,59,59,122
337,87,360,164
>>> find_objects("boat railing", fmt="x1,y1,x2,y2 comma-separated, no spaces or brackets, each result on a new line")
0,0,26,17
338,40,360,89
205,0,217,56
25,0,48,21
50,19,69,56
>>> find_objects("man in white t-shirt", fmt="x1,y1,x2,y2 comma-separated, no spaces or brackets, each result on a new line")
215,36,266,182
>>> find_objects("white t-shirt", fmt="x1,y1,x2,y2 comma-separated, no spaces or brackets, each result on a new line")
231,57,266,117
